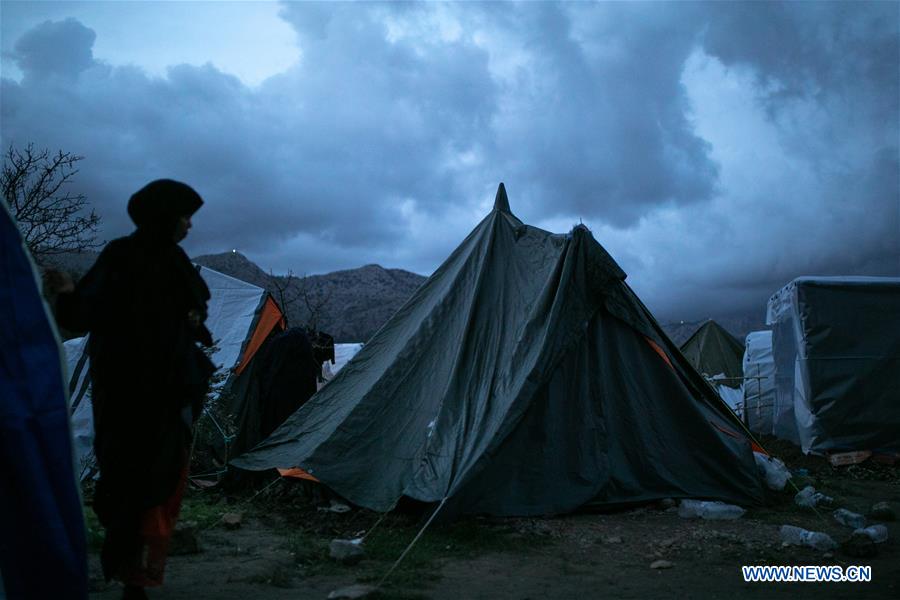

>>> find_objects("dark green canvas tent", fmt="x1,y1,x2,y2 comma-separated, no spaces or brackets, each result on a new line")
680,320,745,387
234,185,764,516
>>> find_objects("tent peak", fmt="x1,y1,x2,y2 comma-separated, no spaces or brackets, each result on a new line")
493,183,510,213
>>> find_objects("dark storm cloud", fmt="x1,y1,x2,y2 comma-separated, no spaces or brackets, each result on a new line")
1,2,896,321
12,17,95,80
2,4,499,266
486,2,719,226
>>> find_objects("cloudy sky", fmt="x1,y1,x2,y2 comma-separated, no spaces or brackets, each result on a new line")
2,1,897,321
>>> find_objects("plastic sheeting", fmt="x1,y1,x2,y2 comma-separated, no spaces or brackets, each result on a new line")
766,277,900,453
742,331,775,436
200,267,273,376
233,185,763,516
716,383,744,416
63,336,95,479
322,343,364,381
0,201,88,598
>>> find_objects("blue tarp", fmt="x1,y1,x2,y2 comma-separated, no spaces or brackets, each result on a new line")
0,202,87,599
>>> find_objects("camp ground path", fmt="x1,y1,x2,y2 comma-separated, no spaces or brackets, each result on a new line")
86,464,899,600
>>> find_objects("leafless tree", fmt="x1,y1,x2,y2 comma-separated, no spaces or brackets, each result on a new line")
2,143,100,264
297,274,332,332
269,268,303,324
268,268,333,331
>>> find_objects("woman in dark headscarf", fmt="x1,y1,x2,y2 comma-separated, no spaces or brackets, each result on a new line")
51,179,215,599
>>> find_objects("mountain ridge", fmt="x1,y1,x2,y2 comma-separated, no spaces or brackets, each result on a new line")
192,252,427,342
50,250,768,344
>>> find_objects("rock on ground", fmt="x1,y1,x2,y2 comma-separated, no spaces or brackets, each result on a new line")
221,512,243,530
330,539,365,565
327,584,380,599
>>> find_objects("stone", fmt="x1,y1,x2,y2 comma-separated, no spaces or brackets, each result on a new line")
659,498,677,509
842,532,878,558
327,584,379,599
169,520,200,555
659,538,676,548
329,539,365,565
318,500,352,514
604,536,623,544
869,502,896,522
221,512,243,530
650,560,674,569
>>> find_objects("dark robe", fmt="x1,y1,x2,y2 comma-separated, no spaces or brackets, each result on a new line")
258,327,320,439
56,179,214,581
308,329,336,367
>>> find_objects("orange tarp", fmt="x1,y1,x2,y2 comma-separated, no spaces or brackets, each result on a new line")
234,295,285,376
644,336,674,370
277,467,320,482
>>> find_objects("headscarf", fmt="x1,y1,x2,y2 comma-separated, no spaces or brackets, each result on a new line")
125,178,212,343
127,179,203,238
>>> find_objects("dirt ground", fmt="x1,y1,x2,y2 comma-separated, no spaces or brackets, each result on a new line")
87,440,900,599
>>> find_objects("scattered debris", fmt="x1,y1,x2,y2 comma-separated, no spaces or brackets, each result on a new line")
327,584,379,599
828,450,872,467
329,538,365,565
779,525,837,551
650,560,674,569
319,500,352,514
678,500,745,520
793,486,833,509
832,508,866,529
852,525,888,544
169,520,200,555
221,512,243,530
754,453,791,490
869,501,896,522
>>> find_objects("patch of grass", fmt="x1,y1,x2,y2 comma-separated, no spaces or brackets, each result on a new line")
359,517,550,592
278,513,547,595
285,530,345,577
179,493,228,529
83,507,104,552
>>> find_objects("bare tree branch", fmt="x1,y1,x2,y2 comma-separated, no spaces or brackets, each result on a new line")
2,143,101,264
269,268,304,326
297,273,332,331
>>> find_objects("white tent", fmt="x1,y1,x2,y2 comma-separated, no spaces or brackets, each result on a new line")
742,330,775,436
322,342,364,382
766,276,900,453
